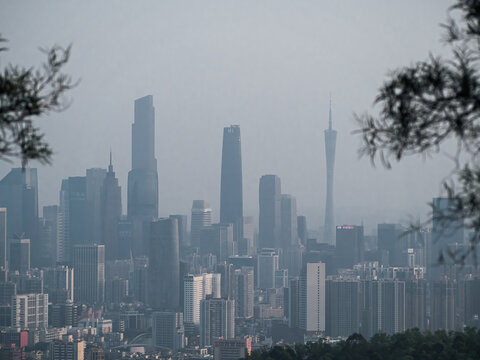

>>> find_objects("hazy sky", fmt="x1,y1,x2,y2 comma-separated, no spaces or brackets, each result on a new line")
1,1,457,233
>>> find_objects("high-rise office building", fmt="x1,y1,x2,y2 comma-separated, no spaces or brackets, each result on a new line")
86,168,107,245
170,215,188,249
9,239,30,274
297,215,308,246
238,216,254,256
102,153,122,261
200,297,235,347
73,244,105,304
149,218,180,311
57,177,90,263
38,205,58,267
127,95,158,219
191,200,212,248
257,249,279,290
335,225,364,269
280,194,298,249
0,208,6,270
233,267,254,318
259,175,281,249
323,101,337,245
199,223,234,262
127,95,159,257
11,293,48,329
44,266,74,304
0,168,38,262
220,125,243,241
300,262,325,332
152,311,184,351
378,223,409,267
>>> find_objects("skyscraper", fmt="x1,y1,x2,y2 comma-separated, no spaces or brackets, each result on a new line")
190,200,212,248
335,225,364,269
259,175,281,249
200,297,235,347
73,244,105,304
148,218,180,311
57,177,90,263
127,95,159,257
323,100,337,245
86,168,107,245
300,262,326,332
280,194,298,249
127,95,158,219
0,168,38,261
102,153,122,261
152,311,184,351
220,125,243,240
9,239,30,273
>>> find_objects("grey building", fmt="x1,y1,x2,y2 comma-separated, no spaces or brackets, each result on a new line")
73,244,105,304
199,223,234,262
0,168,38,265
280,194,298,249
11,293,48,329
233,267,254,318
326,279,360,337
259,175,281,249
378,223,408,267
200,297,235,347
148,218,180,311
9,239,30,274
191,200,212,248
152,311,184,351
127,95,159,257
102,154,122,261
297,215,308,246
170,214,188,250
220,125,243,241
257,249,279,289
127,95,158,220
335,225,364,270
57,177,90,263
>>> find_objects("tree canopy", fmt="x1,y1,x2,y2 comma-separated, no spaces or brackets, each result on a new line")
0,35,74,167
246,328,480,360
355,0,480,264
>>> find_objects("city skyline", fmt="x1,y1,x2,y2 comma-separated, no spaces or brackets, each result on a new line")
0,1,456,231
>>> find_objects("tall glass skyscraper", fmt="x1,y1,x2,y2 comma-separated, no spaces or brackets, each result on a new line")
259,175,281,249
323,100,337,245
220,125,243,240
127,95,158,219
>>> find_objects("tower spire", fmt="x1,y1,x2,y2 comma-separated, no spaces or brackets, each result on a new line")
108,148,113,173
329,93,332,130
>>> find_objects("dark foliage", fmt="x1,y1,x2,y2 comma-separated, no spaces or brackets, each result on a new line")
246,328,480,360
0,35,74,167
355,0,480,264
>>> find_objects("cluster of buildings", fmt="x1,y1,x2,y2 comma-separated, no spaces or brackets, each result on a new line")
0,95,478,359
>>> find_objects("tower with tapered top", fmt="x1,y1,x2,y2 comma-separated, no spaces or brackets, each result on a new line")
323,99,337,245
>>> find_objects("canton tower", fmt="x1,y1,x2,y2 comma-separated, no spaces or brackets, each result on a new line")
323,99,337,245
